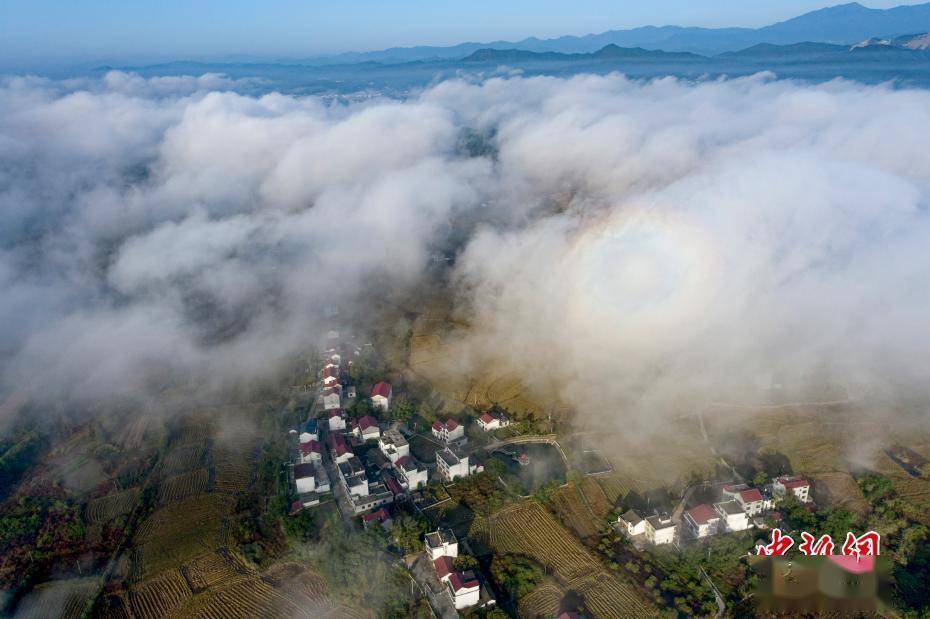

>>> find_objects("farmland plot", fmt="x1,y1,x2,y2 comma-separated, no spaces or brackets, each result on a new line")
491,502,653,617
86,487,139,523
182,550,254,592
551,483,600,540
158,468,210,504
128,569,193,618
13,577,100,619
579,477,614,518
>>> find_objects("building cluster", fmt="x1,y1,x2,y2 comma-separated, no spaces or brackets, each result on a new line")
425,529,485,611
684,476,811,540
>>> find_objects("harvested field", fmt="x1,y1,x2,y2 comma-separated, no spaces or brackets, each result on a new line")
132,494,232,579
551,483,600,540
128,569,193,618
158,468,210,504
182,550,253,592
519,580,564,617
580,477,614,518
491,501,653,617
173,575,301,618
161,445,207,475
810,472,869,516
597,475,633,505
212,446,256,493
13,577,100,619
86,487,139,523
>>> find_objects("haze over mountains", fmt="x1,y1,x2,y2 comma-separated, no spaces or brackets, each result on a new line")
302,2,930,64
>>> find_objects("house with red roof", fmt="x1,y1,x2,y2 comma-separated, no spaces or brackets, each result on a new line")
361,507,392,531
773,476,812,503
431,418,464,443
351,415,381,441
684,503,721,538
321,365,340,387
476,411,511,432
326,432,352,464
723,483,772,516
298,439,322,464
433,555,454,583
447,571,480,610
370,381,392,411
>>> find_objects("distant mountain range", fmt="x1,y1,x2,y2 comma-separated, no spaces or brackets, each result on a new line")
301,2,930,64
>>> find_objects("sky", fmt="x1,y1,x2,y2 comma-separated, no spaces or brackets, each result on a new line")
0,0,925,67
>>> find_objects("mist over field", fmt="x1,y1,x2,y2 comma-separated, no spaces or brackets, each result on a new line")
2,70,930,428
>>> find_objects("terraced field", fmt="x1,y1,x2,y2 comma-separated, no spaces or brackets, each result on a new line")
86,487,140,523
157,468,210,504
128,569,193,618
519,579,565,617
551,483,600,539
579,477,614,518
12,577,100,619
490,501,653,618
131,494,232,580
181,550,253,592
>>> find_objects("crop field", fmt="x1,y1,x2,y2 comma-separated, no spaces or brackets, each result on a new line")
132,494,232,580
13,577,100,619
579,477,614,518
519,579,565,617
181,550,253,592
809,471,870,516
551,483,600,540
158,468,210,504
597,475,634,506
161,444,207,475
490,501,653,617
86,487,140,523
170,562,351,619
128,569,194,618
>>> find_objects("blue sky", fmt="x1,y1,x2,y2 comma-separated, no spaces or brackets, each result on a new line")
0,0,924,66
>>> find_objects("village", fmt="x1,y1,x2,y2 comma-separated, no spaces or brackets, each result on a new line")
285,331,513,614
279,329,868,617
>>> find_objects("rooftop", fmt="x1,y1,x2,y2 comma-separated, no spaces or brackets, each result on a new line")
715,500,745,516
620,509,643,526
646,514,675,530
438,448,461,467
740,488,765,503
449,572,479,592
371,381,392,398
433,556,454,580
426,529,457,548
293,462,317,479
687,503,720,525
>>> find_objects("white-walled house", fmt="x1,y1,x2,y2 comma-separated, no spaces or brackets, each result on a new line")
379,429,410,463
425,529,458,560
351,415,381,441
327,409,346,432
618,510,647,536
685,504,721,538
722,485,771,516
394,455,429,489
432,419,465,443
321,365,340,388
338,456,369,497
645,514,676,545
773,476,812,503
370,382,392,411
477,412,511,432
322,388,341,411
298,440,322,464
326,432,352,464
436,448,471,481
294,462,330,495
715,500,751,532
447,572,480,610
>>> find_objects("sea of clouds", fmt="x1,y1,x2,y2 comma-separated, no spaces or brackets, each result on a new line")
2,70,929,427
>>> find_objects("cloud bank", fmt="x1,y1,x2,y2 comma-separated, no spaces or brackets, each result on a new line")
1,71,930,428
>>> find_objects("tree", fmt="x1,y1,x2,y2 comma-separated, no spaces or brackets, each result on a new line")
454,554,480,571
392,515,428,555
490,554,544,600
392,397,417,423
